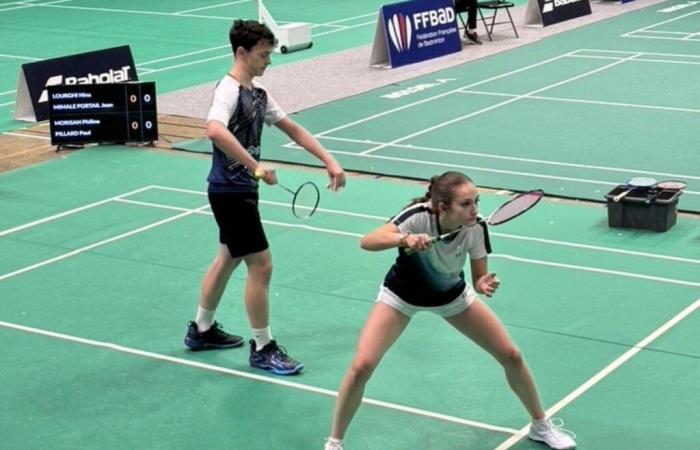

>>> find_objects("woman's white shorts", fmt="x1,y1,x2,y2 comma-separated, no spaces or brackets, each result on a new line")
375,285,476,318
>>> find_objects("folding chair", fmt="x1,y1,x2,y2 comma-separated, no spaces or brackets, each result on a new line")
477,0,519,41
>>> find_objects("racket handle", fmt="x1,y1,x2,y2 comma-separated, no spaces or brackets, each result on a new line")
612,188,631,202
404,235,439,255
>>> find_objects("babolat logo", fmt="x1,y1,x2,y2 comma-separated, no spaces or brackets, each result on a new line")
38,66,132,103
543,0,585,13
387,7,455,52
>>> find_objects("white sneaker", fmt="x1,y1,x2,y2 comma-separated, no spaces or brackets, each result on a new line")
324,437,344,450
528,418,577,449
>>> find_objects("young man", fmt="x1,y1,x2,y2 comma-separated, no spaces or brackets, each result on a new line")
184,20,345,376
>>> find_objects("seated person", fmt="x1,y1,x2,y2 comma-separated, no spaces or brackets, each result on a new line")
455,0,482,44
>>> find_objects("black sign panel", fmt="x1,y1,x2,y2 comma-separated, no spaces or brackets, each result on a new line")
539,0,591,27
18,45,137,122
48,82,158,145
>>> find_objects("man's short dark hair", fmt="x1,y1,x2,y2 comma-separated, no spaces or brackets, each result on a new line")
229,19,276,53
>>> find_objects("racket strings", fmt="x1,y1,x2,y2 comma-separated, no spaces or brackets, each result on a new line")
488,190,543,225
291,182,320,219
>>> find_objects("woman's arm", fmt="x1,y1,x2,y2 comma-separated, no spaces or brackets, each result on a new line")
360,222,431,252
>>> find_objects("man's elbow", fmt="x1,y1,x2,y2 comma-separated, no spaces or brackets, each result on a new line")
206,122,224,141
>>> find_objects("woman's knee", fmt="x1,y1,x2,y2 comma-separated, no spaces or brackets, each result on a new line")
348,358,378,383
497,346,524,368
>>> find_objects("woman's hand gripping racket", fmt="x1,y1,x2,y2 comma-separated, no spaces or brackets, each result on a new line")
404,189,544,255
255,168,320,219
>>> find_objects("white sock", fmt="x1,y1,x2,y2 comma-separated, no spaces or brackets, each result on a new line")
251,327,272,351
195,306,215,332
327,437,343,444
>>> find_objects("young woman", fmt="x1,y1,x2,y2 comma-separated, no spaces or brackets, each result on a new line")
324,172,575,449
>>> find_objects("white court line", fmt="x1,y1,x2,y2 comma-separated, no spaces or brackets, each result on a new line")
139,44,229,66
0,320,518,435
493,298,700,450
326,149,625,187
625,35,700,41
492,254,700,288
638,30,696,35
570,54,700,65
0,203,211,282
0,185,155,237
316,135,700,182
311,20,377,37
0,53,40,61
9,194,683,288
314,53,573,138
27,2,238,20
174,0,249,14
622,8,700,37
457,88,700,114
119,194,700,266
360,53,641,155
4,185,698,268
314,48,699,139
574,48,700,59
4,199,697,286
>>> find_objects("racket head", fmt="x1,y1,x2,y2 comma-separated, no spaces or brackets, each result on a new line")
656,180,687,190
291,181,320,219
625,177,657,188
487,189,544,225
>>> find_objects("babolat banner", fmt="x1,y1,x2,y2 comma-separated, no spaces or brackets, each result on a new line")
369,0,461,69
13,45,137,122
523,0,591,27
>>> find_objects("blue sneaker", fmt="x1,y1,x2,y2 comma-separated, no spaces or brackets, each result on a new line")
184,321,244,351
249,339,304,375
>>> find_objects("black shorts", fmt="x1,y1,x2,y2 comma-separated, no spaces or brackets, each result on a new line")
208,192,269,258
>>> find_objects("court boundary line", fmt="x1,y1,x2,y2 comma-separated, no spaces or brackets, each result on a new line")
0,320,519,435
122,192,700,267
305,135,700,183
359,53,642,155
622,8,700,38
493,298,700,449
311,48,696,139
3,187,698,287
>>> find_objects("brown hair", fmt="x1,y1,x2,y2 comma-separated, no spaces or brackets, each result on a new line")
229,19,277,53
408,171,474,210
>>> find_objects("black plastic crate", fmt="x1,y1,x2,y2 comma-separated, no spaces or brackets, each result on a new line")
604,185,682,232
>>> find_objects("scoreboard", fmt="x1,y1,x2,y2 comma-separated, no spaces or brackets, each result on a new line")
48,82,158,145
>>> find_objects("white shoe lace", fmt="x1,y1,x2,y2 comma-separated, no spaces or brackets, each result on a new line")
545,417,576,439
324,438,344,450
531,417,576,449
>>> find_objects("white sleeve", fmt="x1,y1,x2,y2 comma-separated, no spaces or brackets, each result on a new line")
206,77,238,126
468,227,488,260
263,91,286,126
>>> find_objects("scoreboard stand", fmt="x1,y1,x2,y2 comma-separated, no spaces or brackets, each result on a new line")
48,82,158,147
